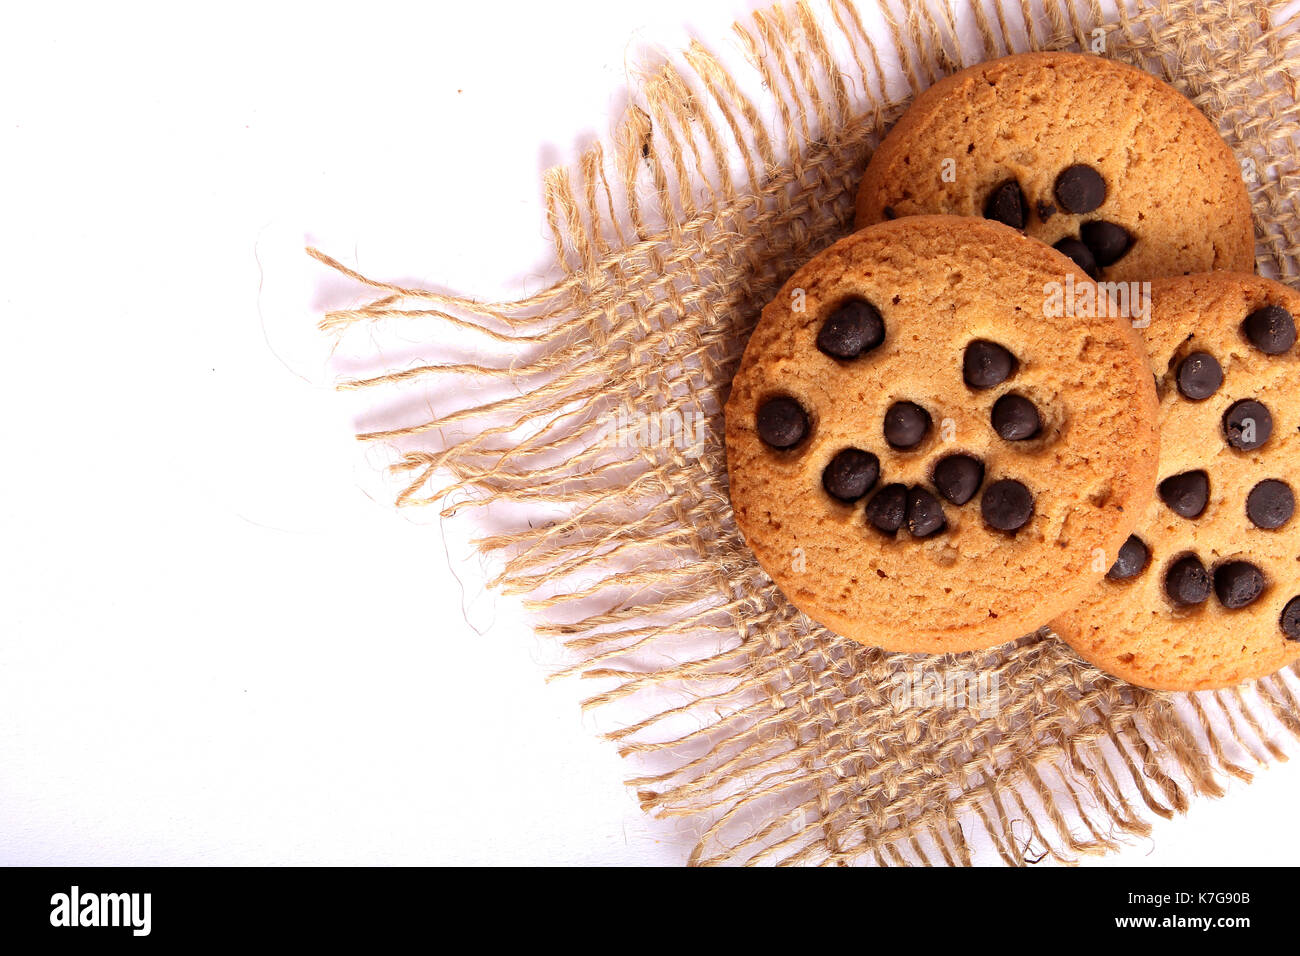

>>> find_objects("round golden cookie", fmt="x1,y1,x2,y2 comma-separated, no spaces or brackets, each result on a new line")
1052,273,1300,690
724,215,1159,653
855,52,1254,284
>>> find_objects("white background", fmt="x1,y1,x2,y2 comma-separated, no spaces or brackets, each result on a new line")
1,0,1296,865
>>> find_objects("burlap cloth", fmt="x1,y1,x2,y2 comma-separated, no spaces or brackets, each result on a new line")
311,0,1300,865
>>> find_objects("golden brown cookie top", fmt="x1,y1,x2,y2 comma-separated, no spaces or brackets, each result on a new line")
855,52,1254,284
725,215,1159,653
1053,272,1300,690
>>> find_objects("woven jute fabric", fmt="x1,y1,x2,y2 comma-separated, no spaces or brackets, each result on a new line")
312,0,1300,865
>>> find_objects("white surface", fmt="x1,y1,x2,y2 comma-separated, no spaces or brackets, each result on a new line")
0,0,1296,866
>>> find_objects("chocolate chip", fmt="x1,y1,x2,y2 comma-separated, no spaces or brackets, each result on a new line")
883,401,931,450
1036,200,1056,222
983,179,1028,229
1246,479,1294,529
1242,304,1296,355
1165,555,1211,606
1054,164,1106,214
962,340,1017,389
756,396,808,449
1214,561,1266,610
1223,399,1273,450
906,486,947,537
992,394,1041,441
883,205,897,221
1175,352,1223,401
1053,237,1100,279
1158,470,1210,519
1283,597,1300,640
822,449,880,503
932,453,984,505
1080,220,1132,266
981,478,1034,532
1107,535,1150,580
817,299,885,360
866,483,908,535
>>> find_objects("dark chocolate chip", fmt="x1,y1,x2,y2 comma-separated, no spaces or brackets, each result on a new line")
1282,597,1300,640
962,340,1017,389
866,483,908,535
817,299,885,360
883,205,897,221
822,449,880,503
1246,479,1294,529
883,401,931,450
1080,220,1132,266
1158,470,1210,519
981,478,1034,532
756,396,808,449
1036,200,1056,222
1214,561,1266,610
992,394,1042,441
1054,164,1106,214
906,486,947,538
1242,304,1296,355
932,453,984,505
1175,352,1223,401
1107,535,1150,580
983,179,1028,229
1223,399,1273,450
1053,237,1100,279
1165,555,1211,606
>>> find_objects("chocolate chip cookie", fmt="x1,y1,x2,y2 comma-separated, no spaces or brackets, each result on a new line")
855,52,1254,284
725,215,1160,653
1052,273,1300,690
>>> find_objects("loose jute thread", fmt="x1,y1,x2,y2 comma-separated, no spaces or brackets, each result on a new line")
311,0,1300,865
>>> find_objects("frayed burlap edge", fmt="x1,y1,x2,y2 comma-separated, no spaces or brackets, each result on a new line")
310,0,1300,865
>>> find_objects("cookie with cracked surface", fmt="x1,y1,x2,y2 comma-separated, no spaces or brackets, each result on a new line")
855,52,1254,284
724,215,1159,653
1052,273,1300,690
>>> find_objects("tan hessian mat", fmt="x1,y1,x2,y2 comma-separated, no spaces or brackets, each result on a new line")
310,0,1300,865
